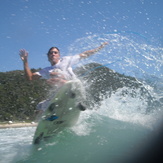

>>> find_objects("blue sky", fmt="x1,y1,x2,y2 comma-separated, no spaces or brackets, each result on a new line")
0,0,163,73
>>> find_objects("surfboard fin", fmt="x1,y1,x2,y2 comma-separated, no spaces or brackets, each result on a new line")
69,91,76,98
77,102,86,111
34,132,44,144
48,102,56,112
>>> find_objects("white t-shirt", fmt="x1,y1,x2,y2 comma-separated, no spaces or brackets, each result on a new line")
36,55,81,80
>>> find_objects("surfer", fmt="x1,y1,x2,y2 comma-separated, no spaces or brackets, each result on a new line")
19,42,108,114
19,42,108,85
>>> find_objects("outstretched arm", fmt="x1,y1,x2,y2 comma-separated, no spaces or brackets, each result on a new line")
79,42,108,59
19,49,40,80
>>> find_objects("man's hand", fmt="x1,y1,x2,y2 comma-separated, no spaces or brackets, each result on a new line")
50,71,65,79
19,49,28,62
101,42,108,47
48,71,67,86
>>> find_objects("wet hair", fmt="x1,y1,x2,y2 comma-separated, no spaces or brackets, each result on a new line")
47,47,60,57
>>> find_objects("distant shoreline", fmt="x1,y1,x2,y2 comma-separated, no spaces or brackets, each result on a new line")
0,122,37,129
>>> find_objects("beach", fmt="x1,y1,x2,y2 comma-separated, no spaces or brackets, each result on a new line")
0,122,37,129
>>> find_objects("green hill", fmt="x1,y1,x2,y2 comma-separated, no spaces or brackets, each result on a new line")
0,63,156,122
0,69,49,122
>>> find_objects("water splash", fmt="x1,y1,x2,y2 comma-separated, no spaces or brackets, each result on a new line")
98,88,162,129
69,33,163,132
69,33,163,80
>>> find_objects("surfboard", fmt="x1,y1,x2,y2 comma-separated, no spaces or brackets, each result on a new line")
33,80,85,144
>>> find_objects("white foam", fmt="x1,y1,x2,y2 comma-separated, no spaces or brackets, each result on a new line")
97,88,162,129
71,110,96,136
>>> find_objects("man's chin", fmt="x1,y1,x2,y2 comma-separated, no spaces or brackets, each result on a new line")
50,60,58,65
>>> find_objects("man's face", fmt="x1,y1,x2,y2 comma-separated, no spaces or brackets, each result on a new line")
48,48,60,65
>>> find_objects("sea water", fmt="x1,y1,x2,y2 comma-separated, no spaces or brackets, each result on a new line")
0,102,162,163
0,34,162,163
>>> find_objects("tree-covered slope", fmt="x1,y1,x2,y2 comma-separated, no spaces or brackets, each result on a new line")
0,63,157,122
0,70,49,121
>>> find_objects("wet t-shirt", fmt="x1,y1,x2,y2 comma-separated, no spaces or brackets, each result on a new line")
35,55,81,80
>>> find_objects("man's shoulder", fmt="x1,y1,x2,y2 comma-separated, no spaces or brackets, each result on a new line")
61,56,71,59
60,56,71,62
61,55,80,60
